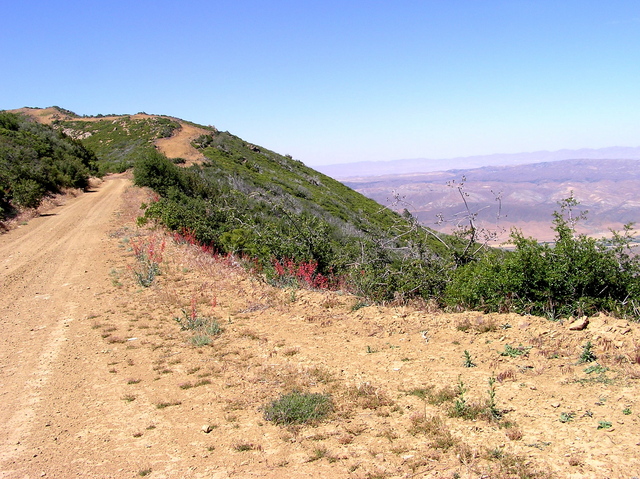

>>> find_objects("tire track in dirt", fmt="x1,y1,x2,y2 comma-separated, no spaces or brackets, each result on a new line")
0,177,130,472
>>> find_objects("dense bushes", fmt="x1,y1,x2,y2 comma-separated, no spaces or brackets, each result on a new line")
445,197,640,319
134,153,457,299
0,111,97,216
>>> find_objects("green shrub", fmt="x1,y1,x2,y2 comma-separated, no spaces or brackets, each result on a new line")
133,151,185,196
12,178,45,208
445,196,640,319
463,350,476,367
0,112,97,216
578,341,597,363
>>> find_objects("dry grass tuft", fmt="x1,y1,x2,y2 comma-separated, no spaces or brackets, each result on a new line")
496,369,517,383
345,383,395,410
456,315,498,333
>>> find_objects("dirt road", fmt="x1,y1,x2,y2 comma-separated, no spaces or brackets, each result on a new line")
0,177,130,477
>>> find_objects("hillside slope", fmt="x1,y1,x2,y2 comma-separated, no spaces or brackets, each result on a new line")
12,106,461,303
13,106,424,238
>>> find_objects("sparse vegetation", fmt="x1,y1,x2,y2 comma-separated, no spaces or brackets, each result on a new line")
486,377,501,420
448,378,485,420
463,350,476,367
597,420,612,430
346,383,395,410
427,385,458,406
559,412,574,423
174,297,223,345
500,344,531,358
130,236,165,287
408,414,457,450
233,442,261,452
189,334,211,347
155,400,182,409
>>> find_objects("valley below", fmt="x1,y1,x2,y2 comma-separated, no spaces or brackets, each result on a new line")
340,159,640,243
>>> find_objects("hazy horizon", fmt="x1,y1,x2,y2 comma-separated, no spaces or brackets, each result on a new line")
314,146,640,177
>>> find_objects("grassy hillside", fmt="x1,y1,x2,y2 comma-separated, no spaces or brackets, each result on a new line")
54,113,181,174
132,148,459,302
22,107,458,301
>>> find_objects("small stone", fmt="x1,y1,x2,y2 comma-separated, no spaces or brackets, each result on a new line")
201,424,212,433
568,317,589,331
550,402,561,408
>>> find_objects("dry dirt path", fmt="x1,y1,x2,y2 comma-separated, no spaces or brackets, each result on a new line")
0,176,131,477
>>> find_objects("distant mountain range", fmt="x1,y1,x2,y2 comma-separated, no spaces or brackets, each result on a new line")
316,147,640,178
341,158,640,242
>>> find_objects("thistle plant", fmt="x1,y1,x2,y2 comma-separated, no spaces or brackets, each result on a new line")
579,341,597,363
463,350,476,367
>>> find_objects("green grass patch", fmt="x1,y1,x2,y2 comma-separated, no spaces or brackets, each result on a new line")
263,391,332,426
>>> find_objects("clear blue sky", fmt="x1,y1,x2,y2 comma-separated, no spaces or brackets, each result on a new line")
2,1,639,166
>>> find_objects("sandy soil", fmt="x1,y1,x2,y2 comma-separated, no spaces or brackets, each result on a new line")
8,107,75,124
1,178,640,479
154,123,209,165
